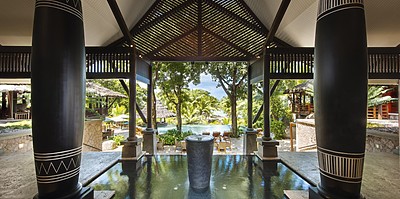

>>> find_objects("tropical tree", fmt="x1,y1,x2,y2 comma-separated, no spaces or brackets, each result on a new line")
185,89,218,123
207,62,247,137
156,62,203,131
368,86,397,107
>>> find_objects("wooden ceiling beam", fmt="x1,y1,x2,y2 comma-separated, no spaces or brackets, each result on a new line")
263,0,291,49
107,0,160,48
147,28,197,56
203,27,253,57
204,0,264,35
197,0,202,56
132,0,196,36
107,0,134,46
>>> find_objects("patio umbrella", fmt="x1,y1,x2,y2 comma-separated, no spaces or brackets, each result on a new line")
0,84,31,92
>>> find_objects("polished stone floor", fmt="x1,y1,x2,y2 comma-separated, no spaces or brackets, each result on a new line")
0,149,398,198
280,151,400,199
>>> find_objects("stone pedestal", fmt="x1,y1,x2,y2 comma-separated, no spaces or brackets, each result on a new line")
121,139,143,160
143,129,156,155
186,135,214,191
256,138,279,160
243,129,257,155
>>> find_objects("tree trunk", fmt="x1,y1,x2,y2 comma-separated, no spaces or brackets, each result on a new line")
152,64,159,129
152,93,157,129
231,94,238,137
177,97,182,132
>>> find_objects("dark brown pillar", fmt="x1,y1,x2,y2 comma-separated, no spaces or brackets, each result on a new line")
247,64,253,129
244,64,257,154
312,1,368,198
263,51,271,140
256,50,279,159
31,0,92,198
7,91,13,119
1,92,6,115
143,64,156,155
128,49,137,141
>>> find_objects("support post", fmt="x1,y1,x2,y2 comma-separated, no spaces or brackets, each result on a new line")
143,64,156,155
256,0,291,160
244,64,257,154
31,0,93,198
256,49,279,160
107,0,143,159
7,91,13,119
310,1,368,198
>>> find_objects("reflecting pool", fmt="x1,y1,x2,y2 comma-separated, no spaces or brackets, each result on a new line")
157,124,232,134
89,155,310,199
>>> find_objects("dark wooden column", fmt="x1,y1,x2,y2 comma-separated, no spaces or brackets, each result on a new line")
247,64,253,129
31,0,92,198
1,92,6,116
312,1,368,198
263,50,271,140
244,64,257,154
147,64,153,130
127,49,137,141
7,91,13,119
143,63,156,155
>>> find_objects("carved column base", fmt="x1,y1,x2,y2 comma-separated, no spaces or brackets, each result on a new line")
256,138,279,160
309,186,365,199
121,139,144,160
143,128,156,155
243,128,258,155
34,185,94,199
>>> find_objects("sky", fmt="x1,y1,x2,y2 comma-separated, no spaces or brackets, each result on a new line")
138,73,226,100
189,73,226,100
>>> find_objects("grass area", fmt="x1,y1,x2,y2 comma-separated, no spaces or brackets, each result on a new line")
366,122,384,128
0,120,32,131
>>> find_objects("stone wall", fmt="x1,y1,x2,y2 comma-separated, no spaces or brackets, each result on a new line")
295,119,316,151
295,119,399,153
0,131,33,153
83,119,103,151
366,130,399,153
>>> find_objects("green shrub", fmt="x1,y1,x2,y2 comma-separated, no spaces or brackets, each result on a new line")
159,129,193,145
0,120,32,131
271,120,286,140
111,135,125,146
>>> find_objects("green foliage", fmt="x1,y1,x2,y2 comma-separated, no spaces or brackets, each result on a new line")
368,86,397,107
0,120,32,131
181,89,218,124
271,120,286,140
207,62,248,137
158,129,193,145
366,122,384,128
156,62,204,131
248,80,295,139
111,135,125,146
110,105,127,117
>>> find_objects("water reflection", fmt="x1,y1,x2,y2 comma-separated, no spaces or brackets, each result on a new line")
89,155,310,199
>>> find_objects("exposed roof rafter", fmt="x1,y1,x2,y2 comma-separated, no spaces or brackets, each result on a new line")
203,27,253,57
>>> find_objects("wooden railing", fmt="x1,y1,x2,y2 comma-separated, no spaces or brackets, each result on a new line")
262,47,399,79
1,46,398,79
368,47,400,79
0,46,31,77
85,47,132,77
0,46,134,79
268,47,314,79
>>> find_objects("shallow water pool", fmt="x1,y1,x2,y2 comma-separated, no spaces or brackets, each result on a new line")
89,155,310,199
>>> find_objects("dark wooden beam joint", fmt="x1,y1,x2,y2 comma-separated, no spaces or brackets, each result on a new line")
107,0,134,47
264,0,291,49
197,0,203,56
